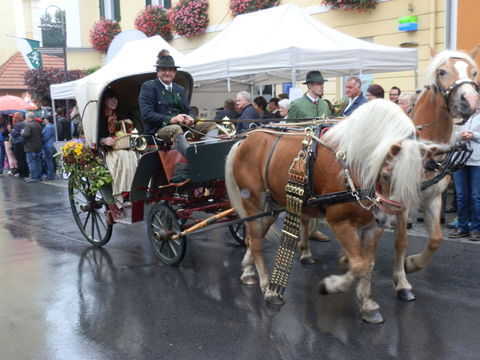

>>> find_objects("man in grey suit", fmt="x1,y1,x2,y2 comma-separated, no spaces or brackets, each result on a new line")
342,76,368,116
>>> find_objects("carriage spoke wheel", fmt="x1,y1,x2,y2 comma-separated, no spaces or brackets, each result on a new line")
229,223,246,246
68,178,113,247
147,204,186,265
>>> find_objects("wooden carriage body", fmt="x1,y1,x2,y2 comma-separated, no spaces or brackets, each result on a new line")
70,70,243,263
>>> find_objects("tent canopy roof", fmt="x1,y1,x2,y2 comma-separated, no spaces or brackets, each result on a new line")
180,3,417,85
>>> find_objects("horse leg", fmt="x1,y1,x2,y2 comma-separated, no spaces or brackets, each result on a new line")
319,221,381,322
355,224,385,323
392,211,416,301
240,246,258,285
299,216,314,264
405,194,443,272
241,214,278,293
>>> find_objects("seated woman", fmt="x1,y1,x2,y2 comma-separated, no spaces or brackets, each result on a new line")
98,88,138,218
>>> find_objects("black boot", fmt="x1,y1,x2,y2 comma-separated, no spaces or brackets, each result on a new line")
175,134,189,158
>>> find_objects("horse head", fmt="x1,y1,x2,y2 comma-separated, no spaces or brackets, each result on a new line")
425,45,480,121
373,140,453,228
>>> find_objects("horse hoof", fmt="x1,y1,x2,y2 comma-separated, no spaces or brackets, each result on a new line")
241,275,258,286
301,257,315,265
397,289,416,301
265,290,285,306
318,280,329,295
362,309,385,324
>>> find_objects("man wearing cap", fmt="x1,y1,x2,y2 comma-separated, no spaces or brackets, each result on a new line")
287,70,331,123
288,71,330,242
138,50,216,157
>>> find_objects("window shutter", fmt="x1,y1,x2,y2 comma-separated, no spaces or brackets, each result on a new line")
113,0,121,21
146,0,151,5
164,0,171,9
99,0,105,18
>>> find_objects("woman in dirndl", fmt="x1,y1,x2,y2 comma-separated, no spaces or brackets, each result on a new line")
98,88,138,218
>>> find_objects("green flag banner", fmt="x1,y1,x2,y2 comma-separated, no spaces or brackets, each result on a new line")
11,37,43,70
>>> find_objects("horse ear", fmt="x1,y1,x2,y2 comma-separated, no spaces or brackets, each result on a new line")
388,143,402,159
467,43,480,60
429,46,438,58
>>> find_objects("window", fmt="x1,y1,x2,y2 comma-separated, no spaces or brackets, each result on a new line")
100,0,121,21
146,0,171,8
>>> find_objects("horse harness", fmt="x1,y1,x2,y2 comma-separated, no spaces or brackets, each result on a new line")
258,125,406,216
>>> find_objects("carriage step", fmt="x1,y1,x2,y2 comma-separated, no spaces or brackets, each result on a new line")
112,206,133,225
114,217,133,225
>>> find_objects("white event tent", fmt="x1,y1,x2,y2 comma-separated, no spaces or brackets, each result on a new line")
180,3,418,89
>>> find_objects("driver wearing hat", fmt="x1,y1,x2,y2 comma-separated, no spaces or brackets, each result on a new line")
138,50,217,157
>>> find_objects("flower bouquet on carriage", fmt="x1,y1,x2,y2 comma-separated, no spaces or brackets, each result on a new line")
58,140,113,195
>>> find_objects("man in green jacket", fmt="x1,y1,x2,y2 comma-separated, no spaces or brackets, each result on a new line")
288,70,331,123
288,71,330,242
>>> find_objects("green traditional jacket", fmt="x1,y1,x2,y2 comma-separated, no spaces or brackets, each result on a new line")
287,95,330,124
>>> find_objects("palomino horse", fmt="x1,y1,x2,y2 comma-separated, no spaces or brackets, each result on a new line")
390,46,480,302
226,100,440,323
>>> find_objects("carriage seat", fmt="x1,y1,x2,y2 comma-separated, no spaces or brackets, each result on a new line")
157,138,239,185
158,149,188,183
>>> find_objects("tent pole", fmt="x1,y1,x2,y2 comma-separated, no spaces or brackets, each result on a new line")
51,98,59,142
291,66,296,86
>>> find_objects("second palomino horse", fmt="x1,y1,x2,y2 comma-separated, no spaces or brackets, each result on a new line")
391,46,480,301
225,100,442,323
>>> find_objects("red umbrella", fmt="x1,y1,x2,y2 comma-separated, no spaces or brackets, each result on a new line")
0,95,37,112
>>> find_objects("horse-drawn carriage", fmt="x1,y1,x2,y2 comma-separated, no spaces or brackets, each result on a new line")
68,70,244,265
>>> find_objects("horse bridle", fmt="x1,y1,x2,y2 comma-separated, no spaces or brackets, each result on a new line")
417,77,479,131
335,151,406,216
435,67,479,126
369,182,406,216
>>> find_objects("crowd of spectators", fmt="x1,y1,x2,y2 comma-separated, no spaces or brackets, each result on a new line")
0,105,77,183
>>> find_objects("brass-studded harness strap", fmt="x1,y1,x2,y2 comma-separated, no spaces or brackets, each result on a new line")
268,133,312,298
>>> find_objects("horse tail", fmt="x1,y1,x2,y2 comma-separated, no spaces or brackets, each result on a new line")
225,141,247,218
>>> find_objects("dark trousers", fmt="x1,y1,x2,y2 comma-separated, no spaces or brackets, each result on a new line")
0,141,5,173
13,142,29,177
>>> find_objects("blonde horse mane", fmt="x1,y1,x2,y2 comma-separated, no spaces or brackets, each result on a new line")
423,49,478,86
322,99,422,207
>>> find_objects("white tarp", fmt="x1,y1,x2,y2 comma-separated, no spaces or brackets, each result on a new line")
180,3,418,87
50,35,183,100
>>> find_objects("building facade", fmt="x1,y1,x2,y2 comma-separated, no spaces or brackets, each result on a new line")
1,0,477,105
